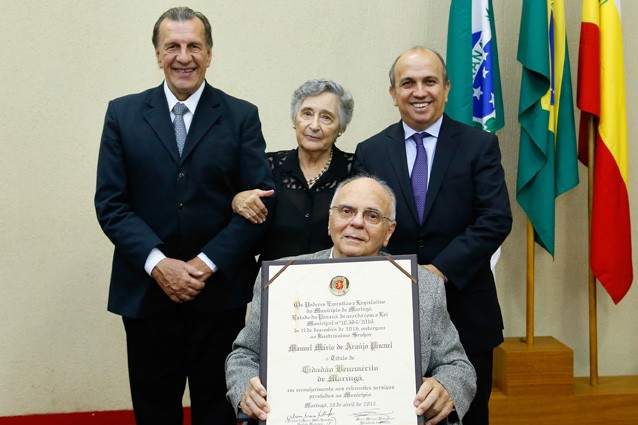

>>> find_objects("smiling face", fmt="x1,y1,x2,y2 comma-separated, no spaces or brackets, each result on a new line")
328,178,396,259
294,92,342,155
390,48,450,131
155,18,212,100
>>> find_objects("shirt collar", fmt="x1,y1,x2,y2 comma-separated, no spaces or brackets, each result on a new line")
163,81,206,115
402,114,443,140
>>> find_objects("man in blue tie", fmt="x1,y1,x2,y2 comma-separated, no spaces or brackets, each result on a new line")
353,46,512,425
94,6,274,425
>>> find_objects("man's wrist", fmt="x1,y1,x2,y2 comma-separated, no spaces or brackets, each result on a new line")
197,252,217,273
145,248,166,275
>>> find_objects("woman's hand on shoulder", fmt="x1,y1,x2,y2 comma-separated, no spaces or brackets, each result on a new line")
232,189,275,224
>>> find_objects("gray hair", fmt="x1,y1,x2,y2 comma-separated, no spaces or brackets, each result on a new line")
152,7,213,49
388,46,448,88
290,79,354,133
330,173,397,221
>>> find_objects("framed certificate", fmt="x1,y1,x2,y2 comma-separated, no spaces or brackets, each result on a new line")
260,254,422,425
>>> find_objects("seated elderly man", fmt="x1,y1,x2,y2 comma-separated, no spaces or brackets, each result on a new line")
225,174,476,424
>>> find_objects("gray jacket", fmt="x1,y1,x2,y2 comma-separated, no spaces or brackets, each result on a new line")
225,249,477,422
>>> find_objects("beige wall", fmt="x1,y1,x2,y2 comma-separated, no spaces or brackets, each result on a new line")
1,0,636,416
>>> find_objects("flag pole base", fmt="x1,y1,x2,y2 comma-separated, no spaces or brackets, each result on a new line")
490,336,638,423
493,336,573,396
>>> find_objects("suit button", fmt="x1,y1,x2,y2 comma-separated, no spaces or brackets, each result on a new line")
418,240,425,248
177,203,184,210
177,172,185,180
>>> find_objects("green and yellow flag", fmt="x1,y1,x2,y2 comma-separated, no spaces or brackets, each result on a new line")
516,0,579,256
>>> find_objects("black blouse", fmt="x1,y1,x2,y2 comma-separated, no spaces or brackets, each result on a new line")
259,146,353,261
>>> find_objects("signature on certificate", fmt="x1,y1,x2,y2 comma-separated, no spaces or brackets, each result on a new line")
352,408,396,424
285,408,337,424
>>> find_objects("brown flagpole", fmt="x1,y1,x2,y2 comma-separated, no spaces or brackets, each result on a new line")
525,218,535,346
587,116,599,386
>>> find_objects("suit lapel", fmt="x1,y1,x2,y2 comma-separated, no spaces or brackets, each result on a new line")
384,123,421,225
181,83,221,162
143,85,181,165
422,115,461,222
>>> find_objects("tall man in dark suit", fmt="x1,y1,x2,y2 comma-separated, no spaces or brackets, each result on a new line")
94,7,274,425
353,47,512,425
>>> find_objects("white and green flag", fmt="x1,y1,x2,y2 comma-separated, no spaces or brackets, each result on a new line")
446,0,504,271
446,0,504,132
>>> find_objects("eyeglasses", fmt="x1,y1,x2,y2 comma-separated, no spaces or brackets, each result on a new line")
330,205,393,225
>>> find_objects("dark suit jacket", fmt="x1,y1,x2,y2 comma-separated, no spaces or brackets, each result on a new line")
95,82,274,319
353,115,512,354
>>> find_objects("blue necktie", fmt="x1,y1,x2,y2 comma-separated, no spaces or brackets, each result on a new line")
411,132,428,223
172,102,188,156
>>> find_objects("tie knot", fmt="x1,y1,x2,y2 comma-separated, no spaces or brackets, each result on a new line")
412,132,428,144
173,102,188,116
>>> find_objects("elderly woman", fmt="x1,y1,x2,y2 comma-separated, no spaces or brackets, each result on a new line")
232,79,354,261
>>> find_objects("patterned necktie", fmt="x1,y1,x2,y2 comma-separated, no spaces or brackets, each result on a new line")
411,132,429,223
172,102,188,156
